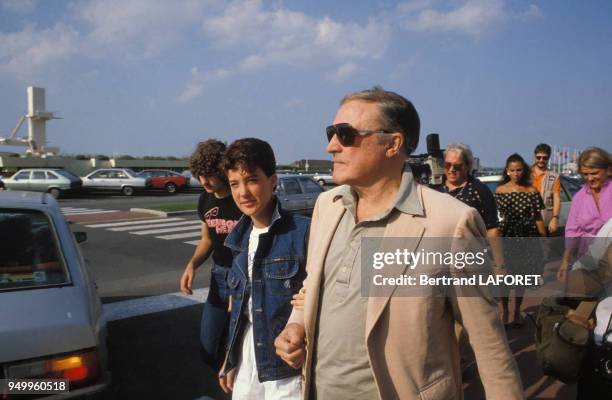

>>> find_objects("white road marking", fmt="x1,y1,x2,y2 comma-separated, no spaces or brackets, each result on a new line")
184,240,201,246
109,220,201,232
85,217,184,228
64,210,118,215
103,288,209,322
156,231,202,240
61,207,120,215
131,224,202,235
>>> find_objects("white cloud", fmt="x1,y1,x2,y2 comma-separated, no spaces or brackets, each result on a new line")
177,66,232,103
326,62,359,82
522,4,543,20
0,23,80,79
203,0,390,68
175,0,391,101
399,0,506,36
72,0,217,58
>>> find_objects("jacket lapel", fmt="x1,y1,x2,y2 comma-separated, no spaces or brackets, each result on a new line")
304,197,346,339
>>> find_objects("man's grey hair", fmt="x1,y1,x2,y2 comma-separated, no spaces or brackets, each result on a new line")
340,86,420,154
446,143,474,174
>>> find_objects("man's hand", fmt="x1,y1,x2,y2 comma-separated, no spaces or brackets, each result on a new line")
290,287,306,310
548,218,559,234
556,262,569,282
275,323,306,369
179,264,196,295
219,368,235,394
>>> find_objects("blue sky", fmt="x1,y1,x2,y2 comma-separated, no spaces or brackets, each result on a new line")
0,0,610,166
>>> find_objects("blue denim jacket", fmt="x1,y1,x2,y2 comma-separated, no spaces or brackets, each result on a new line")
222,199,309,382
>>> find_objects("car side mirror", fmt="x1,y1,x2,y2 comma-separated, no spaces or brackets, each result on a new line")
74,231,87,243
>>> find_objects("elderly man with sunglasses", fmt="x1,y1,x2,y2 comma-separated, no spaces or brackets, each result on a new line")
274,87,523,399
531,143,561,235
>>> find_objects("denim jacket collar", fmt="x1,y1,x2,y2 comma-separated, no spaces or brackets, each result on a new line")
224,197,284,252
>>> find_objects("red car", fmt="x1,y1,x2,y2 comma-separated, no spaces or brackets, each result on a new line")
139,170,189,193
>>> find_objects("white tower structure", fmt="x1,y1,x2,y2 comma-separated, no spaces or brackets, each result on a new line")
0,86,61,156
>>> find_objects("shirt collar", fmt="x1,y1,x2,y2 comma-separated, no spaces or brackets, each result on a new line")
332,163,425,220
585,177,611,194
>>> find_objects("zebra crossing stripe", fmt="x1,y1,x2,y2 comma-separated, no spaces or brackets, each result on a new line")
64,210,117,215
184,240,200,246
109,220,201,232
156,231,203,240
131,225,202,235
85,217,185,228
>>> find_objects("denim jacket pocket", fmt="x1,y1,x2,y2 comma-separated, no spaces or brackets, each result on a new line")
227,269,241,289
263,257,302,296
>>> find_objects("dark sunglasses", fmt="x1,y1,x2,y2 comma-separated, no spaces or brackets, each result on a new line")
326,123,393,146
535,155,549,160
444,162,464,171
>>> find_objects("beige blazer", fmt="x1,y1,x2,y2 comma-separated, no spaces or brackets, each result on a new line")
289,184,524,400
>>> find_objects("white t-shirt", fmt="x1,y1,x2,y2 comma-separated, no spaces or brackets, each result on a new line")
245,225,269,323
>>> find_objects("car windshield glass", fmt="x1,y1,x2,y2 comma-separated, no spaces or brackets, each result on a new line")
561,176,584,197
54,170,80,180
0,209,69,292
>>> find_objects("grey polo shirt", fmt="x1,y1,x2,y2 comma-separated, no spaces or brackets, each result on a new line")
312,166,423,399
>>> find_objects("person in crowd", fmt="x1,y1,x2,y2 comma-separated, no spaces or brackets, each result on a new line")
442,143,504,269
275,87,522,399
441,143,505,369
558,146,611,282
179,140,242,369
218,138,309,399
554,146,611,400
495,153,546,328
531,143,561,235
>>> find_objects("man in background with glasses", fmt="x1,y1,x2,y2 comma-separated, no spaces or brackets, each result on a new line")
275,87,522,399
531,143,561,235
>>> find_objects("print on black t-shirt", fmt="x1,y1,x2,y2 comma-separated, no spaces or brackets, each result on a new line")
197,192,242,267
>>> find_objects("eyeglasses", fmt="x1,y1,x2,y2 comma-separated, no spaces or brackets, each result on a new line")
535,156,549,161
326,123,394,147
444,162,464,171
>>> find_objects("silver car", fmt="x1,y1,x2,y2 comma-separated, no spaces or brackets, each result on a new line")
181,170,203,189
312,172,334,186
276,174,324,214
2,168,82,199
82,168,151,196
0,191,109,397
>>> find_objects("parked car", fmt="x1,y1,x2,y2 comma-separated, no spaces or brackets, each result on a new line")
139,169,189,193
312,172,334,186
477,174,582,231
0,191,109,397
82,168,151,196
181,170,203,189
2,168,82,198
276,174,324,214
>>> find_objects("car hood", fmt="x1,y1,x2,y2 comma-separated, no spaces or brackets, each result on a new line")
0,285,99,363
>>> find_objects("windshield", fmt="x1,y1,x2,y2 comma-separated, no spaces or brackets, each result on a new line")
124,169,138,177
54,169,81,181
561,176,585,197
0,209,70,291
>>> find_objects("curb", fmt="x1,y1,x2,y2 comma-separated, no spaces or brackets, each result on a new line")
129,208,198,217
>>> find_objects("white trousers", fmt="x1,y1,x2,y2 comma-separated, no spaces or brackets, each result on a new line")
232,322,302,400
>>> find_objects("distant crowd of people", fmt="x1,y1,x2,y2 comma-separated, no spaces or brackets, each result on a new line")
178,87,610,399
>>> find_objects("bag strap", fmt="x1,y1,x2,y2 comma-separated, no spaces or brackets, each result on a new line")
567,300,597,329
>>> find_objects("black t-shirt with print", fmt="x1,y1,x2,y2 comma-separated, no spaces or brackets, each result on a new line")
197,192,242,267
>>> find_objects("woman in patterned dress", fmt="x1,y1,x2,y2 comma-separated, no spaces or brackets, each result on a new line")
495,153,546,327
